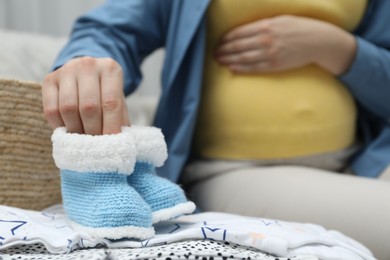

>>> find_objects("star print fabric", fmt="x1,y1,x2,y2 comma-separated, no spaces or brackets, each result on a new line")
0,205,374,260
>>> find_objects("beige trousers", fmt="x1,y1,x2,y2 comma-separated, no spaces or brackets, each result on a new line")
183,163,390,260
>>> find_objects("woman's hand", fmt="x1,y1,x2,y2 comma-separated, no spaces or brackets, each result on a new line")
42,57,130,135
216,15,357,75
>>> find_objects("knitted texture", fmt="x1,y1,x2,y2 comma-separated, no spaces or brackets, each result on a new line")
52,127,154,240
126,126,196,223
61,170,153,239
128,163,195,223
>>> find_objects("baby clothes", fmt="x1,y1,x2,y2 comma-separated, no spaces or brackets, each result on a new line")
52,126,195,240
52,127,154,240
125,126,196,223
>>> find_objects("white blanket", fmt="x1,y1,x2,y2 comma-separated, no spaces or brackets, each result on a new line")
0,205,374,260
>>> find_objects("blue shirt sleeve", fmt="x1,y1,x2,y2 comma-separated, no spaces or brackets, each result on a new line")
52,0,172,95
339,0,390,120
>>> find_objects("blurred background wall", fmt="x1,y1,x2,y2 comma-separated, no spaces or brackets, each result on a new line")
0,0,163,96
0,0,104,36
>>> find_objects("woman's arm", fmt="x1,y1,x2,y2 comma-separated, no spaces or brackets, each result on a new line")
43,0,172,135
338,0,390,120
53,0,172,95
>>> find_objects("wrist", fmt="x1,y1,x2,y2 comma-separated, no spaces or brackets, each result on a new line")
314,25,357,75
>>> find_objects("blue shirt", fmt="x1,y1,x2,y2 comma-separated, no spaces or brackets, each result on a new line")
54,0,390,181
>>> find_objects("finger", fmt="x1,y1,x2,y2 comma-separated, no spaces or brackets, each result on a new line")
58,74,84,134
77,64,102,135
229,62,272,74
100,60,124,135
42,75,64,129
221,19,271,43
122,98,131,127
216,35,265,55
217,49,265,65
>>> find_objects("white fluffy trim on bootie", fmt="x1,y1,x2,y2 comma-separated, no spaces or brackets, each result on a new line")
52,127,136,174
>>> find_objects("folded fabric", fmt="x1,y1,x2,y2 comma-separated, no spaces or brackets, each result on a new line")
125,126,195,223
0,240,318,260
52,127,154,240
0,205,374,260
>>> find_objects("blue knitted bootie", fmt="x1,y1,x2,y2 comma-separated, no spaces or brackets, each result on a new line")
52,127,154,240
125,126,195,224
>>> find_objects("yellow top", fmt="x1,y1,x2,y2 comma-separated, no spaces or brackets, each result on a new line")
193,0,367,159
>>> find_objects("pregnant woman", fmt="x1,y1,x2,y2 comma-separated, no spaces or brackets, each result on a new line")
42,1,390,258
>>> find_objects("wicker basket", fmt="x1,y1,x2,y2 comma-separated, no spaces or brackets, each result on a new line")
0,78,61,210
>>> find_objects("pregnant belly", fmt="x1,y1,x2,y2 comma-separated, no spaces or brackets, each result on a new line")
194,64,357,159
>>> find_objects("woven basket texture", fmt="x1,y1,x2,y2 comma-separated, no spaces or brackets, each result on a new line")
0,78,61,210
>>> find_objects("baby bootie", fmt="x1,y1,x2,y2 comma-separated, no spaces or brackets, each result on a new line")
52,127,154,240
125,126,196,224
